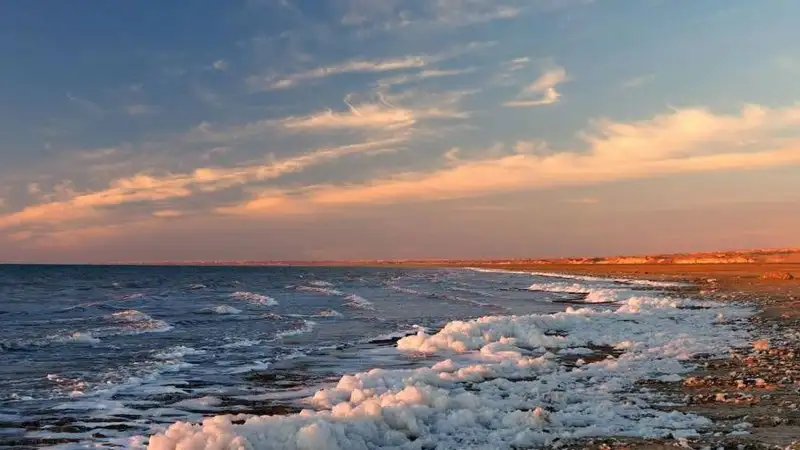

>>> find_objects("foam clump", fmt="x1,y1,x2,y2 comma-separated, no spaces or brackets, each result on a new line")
145,290,753,450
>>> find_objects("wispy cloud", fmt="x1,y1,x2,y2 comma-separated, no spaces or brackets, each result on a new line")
66,93,104,115
280,96,466,133
376,67,476,88
126,104,159,116
340,0,523,32
78,147,118,160
220,103,800,214
152,209,184,218
248,55,429,91
212,59,229,71
506,57,530,71
621,74,655,89
0,137,403,232
505,66,568,107
566,197,600,204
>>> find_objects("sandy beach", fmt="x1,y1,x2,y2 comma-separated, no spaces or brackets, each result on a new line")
456,262,800,449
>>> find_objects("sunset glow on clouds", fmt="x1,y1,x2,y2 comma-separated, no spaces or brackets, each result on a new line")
1,1,800,262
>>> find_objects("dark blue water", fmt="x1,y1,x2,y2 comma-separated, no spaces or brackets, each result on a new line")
0,265,567,448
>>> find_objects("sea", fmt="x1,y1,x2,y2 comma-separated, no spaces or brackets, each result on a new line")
0,265,754,449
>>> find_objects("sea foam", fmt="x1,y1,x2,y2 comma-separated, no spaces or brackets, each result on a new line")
144,278,754,450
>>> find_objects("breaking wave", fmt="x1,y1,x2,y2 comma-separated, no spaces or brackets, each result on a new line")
344,294,375,310
275,320,317,339
230,291,278,306
208,305,242,315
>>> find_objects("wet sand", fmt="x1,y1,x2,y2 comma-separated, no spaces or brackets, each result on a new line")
459,262,800,449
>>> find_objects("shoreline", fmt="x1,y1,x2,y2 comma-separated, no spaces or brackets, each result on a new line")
458,263,800,449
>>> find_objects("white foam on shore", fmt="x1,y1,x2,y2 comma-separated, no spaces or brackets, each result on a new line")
143,277,753,450
230,291,278,306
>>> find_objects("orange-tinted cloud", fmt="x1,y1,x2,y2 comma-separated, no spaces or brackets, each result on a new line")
0,137,402,231
505,66,567,107
222,103,800,214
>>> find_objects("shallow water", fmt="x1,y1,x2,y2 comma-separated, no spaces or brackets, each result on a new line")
0,265,751,449
0,265,575,448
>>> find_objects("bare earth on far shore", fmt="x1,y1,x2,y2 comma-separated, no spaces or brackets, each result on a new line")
454,257,800,449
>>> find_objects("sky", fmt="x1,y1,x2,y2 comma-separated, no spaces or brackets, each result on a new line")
1,0,800,263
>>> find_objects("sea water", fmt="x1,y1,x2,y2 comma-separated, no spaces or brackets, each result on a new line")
0,265,752,449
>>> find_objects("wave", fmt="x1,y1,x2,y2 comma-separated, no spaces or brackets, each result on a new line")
107,310,173,335
51,331,101,345
152,346,206,360
46,310,172,345
424,291,496,309
315,308,343,318
144,281,754,450
387,284,423,296
46,373,89,397
364,325,425,345
296,286,345,296
525,271,688,288
295,286,376,311
466,267,687,288
344,294,375,311
275,320,317,339
208,305,242,315
447,285,495,297
308,280,335,287
220,339,262,349
230,291,278,306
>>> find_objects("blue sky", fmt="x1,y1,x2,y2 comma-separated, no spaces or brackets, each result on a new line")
1,0,799,262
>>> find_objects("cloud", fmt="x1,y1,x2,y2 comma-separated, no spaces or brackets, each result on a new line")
276,94,470,132
0,137,403,232
505,66,568,107
376,67,476,88
212,59,229,71
152,210,184,218
247,40,493,92
78,147,119,160
621,74,655,89
248,55,429,91
126,104,159,116
566,197,600,204
66,93,104,115
339,0,523,32
506,57,530,71
221,103,800,214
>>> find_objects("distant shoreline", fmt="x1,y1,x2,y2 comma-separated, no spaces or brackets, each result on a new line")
3,247,799,267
